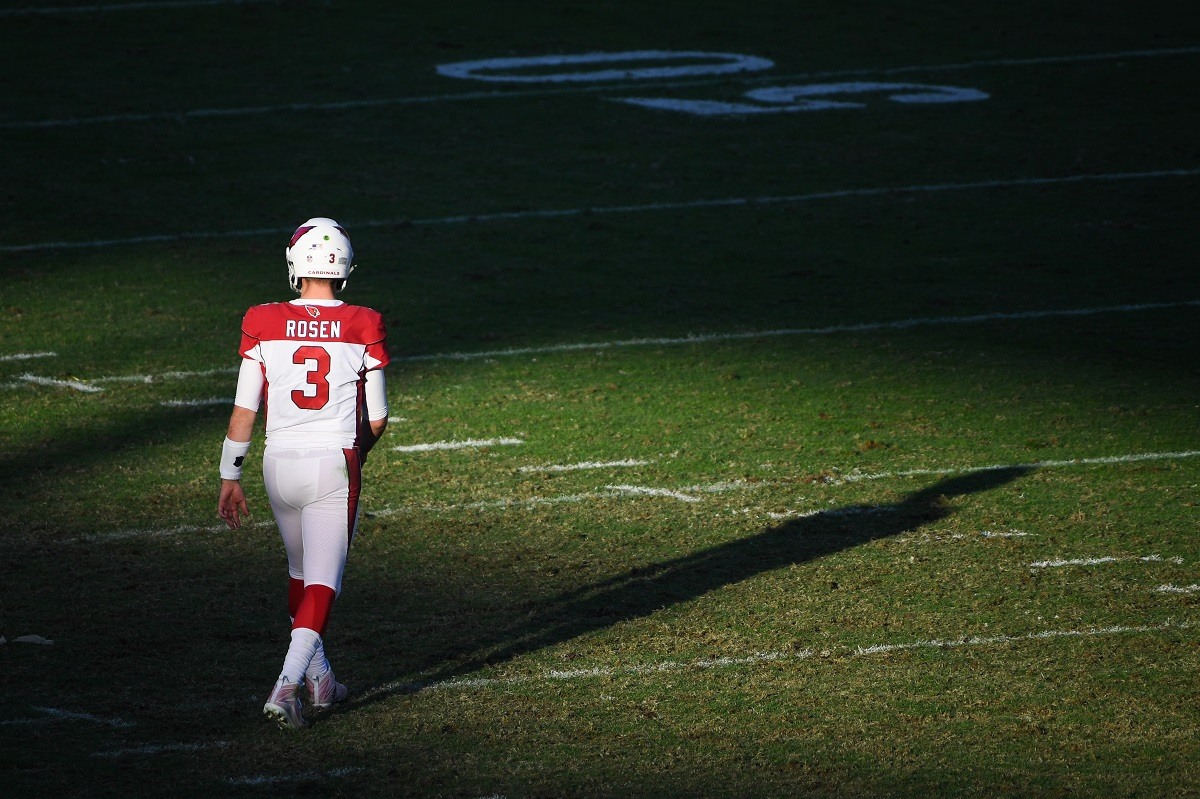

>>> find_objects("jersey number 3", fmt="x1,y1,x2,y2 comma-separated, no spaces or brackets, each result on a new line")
291,345,331,410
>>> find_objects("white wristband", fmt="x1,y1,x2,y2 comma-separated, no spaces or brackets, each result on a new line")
221,437,252,480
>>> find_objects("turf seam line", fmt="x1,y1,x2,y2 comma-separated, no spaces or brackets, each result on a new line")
4,168,1200,254
3,45,1198,129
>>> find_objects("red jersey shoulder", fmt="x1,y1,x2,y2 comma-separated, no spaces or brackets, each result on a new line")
338,304,387,345
241,302,287,341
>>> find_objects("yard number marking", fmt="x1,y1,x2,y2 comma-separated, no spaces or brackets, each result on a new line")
619,81,989,116
438,50,988,117
435,50,774,83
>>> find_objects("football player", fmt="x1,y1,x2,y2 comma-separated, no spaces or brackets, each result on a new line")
217,218,390,729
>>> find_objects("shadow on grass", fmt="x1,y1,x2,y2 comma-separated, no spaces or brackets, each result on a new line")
358,465,1031,705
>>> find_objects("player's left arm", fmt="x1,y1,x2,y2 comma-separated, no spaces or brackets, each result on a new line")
359,368,389,458
358,310,390,459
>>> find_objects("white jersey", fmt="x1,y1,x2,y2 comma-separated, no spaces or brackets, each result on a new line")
236,299,390,450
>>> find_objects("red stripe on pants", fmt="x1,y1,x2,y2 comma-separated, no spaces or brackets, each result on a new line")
343,447,362,550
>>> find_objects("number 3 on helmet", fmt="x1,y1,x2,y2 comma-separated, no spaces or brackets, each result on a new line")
285,217,356,293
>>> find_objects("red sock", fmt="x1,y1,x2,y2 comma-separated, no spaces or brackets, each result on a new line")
287,577,305,620
291,584,336,637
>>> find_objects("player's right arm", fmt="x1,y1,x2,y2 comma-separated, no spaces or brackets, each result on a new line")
218,404,257,528
217,346,266,529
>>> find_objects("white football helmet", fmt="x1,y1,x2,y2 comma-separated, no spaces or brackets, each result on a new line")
285,217,355,293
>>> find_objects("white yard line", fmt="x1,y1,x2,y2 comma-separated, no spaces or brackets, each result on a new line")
398,298,1200,363
11,300,1200,394
767,506,884,521
160,397,233,407
816,449,1200,487
4,366,235,393
6,169,1200,254
23,707,135,729
23,618,1198,753
1030,555,1184,569
365,619,1195,696
60,448,1200,543
370,479,747,516
1,635,55,645
393,437,524,453
848,621,1194,656
4,45,1199,129
519,459,652,473
74,519,274,544
1157,584,1200,594
0,351,55,363
605,484,701,503
226,767,364,787
0,0,271,15
7,374,104,393
897,530,1033,544
94,366,238,384
92,741,230,758
397,170,1200,231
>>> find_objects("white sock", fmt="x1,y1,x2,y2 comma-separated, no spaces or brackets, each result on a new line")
289,616,331,680
279,627,321,685
306,639,331,680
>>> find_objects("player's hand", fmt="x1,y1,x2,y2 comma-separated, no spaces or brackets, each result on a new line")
218,479,251,529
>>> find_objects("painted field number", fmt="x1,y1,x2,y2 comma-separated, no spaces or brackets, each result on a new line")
618,81,990,116
436,50,774,83
437,50,989,118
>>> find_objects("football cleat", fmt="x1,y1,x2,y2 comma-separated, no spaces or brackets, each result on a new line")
306,670,349,709
263,677,306,730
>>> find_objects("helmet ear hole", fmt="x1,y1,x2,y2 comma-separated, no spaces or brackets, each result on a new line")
287,254,301,292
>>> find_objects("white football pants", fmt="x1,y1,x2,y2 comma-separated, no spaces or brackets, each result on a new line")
262,446,361,594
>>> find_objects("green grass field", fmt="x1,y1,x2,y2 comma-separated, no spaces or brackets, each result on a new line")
2,1,1199,796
